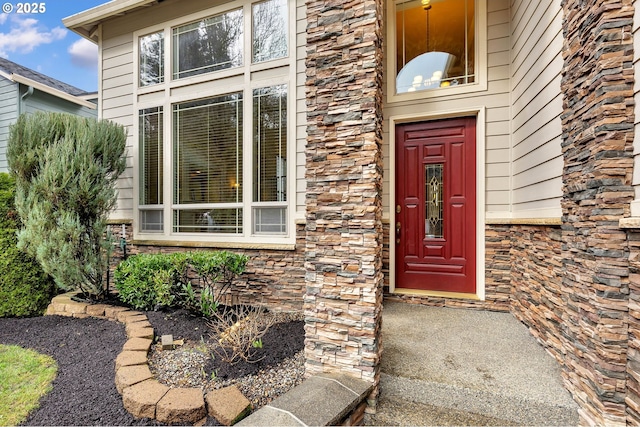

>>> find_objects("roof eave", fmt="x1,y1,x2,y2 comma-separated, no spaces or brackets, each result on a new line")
63,0,156,42
6,73,97,109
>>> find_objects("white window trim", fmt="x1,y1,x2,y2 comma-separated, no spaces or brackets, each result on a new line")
386,0,488,104
132,0,296,246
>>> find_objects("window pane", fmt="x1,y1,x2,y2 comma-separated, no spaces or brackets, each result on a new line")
173,9,243,79
253,85,287,203
254,207,286,234
396,0,475,93
173,93,243,234
425,164,443,238
140,209,163,232
252,0,288,63
139,32,164,86
173,208,242,234
139,107,163,205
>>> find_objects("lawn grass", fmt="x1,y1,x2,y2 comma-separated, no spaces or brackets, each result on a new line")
0,344,57,426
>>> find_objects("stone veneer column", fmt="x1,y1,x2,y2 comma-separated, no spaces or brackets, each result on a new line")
303,0,384,402
560,1,634,425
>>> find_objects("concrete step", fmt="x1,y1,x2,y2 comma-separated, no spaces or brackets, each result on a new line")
368,302,580,426
367,373,578,426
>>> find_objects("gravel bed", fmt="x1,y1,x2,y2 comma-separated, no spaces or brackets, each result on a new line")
147,309,306,409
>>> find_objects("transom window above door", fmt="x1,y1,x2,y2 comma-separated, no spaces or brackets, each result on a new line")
395,0,475,94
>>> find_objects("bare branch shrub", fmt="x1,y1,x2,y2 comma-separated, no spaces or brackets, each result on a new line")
208,304,277,364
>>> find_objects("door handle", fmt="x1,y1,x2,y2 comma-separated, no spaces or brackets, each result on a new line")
396,222,401,244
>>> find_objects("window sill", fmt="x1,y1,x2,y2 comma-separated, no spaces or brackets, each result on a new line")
131,239,296,251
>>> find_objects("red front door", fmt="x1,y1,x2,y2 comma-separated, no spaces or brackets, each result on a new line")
395,118,476,293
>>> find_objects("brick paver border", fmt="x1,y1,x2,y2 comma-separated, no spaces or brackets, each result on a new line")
46,292,211,425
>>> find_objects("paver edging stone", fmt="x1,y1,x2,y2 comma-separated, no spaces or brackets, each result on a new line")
122,379,170,419
44,292,243,425
156,387,207,425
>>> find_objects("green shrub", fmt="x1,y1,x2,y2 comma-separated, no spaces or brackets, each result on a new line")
113,253,179,310
114,250,248,315
0,173,56,317
7,112,126,299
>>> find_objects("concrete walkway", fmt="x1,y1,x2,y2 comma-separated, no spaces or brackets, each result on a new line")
366,302,579,426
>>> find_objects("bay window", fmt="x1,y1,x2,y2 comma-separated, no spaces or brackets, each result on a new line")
135,0,293,244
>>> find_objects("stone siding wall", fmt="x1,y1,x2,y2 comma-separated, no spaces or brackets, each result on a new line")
510,225,564,365
303,0,385,410
107,223,306,311
560,1,635,425
627,229,640,424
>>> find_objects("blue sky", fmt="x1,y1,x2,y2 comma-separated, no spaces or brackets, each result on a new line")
0,0,108,93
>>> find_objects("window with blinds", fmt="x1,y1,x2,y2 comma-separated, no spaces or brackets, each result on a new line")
172,9,243,80
172,93,243,234
134,0,292,243
253,85,287,234
139,107,163,231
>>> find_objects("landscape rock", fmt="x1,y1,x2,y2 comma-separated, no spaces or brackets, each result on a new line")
127,326,154,340
115,364,153,394
206,385,252,425
122,379,169,419
86,304,109,317
125,320,152,334
104,306,130,320
156,388,206,424
122,337,152,352
115,351,148,370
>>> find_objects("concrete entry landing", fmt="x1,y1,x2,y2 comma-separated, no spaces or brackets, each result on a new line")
367,301,579,426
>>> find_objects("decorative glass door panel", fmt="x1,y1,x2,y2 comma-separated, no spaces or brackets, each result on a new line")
425,164,443,238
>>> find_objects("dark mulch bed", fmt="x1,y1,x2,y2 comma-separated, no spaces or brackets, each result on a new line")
0,308,303,426
146,308,304,380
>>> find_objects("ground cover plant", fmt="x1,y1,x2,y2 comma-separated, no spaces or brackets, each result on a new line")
7,112,127,300
0,344,57,426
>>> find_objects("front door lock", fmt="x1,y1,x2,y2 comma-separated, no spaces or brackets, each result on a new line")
396,221,401,244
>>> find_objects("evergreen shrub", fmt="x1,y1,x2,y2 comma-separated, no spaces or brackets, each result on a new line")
7,112,126,299
0,173,55,317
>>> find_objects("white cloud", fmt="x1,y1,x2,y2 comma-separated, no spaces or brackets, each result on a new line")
0,14,7,25
0,17,67,57
68,38,97,70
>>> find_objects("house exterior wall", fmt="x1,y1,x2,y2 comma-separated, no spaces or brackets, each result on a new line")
509,0,563,218
100,0,308,223
0,77,18,172
383,0,512,218
303,0,384,406
21,89,96,118
79,0,640,424
631,0,640,217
